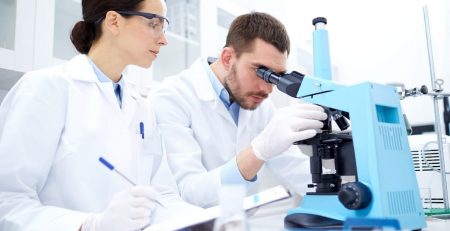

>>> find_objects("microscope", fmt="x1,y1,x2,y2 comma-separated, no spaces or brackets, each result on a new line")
256,17,426,230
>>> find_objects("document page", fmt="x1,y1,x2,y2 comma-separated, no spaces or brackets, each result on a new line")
144,185,291,231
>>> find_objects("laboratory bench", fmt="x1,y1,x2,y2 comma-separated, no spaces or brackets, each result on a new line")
247,197,450,231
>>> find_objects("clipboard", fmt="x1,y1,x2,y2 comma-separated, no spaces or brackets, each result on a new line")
145,185,291,231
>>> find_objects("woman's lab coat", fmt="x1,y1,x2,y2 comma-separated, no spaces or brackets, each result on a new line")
149,58,311,208
0,55,192,230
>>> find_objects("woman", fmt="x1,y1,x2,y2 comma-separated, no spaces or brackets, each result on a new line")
0,0,199,230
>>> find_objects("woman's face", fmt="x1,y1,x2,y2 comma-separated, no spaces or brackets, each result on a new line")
116,0,168,68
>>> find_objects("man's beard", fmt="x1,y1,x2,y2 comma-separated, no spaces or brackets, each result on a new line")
224,65,268,110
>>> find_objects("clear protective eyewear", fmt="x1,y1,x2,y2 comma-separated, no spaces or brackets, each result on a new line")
116,10,170,37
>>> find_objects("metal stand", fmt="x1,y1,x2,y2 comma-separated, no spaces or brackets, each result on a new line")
423,5,449,210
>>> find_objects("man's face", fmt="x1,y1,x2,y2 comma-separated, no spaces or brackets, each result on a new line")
224,39,287,110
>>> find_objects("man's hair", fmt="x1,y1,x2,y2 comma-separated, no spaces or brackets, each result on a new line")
225,12,290,57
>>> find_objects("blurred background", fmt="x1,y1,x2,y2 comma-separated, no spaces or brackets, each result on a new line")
0,0,449,129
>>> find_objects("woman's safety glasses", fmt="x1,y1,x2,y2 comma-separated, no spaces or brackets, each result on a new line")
116,10,170,38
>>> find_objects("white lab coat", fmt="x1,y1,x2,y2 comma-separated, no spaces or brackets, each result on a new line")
0,55,200,231
149,58,311,208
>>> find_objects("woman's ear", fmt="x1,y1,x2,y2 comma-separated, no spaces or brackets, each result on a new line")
103,11,121,35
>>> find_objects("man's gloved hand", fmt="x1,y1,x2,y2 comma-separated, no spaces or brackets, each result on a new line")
83,186,161,231
251,103,327,161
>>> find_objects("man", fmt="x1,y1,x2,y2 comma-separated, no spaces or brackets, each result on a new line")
149,12,327,208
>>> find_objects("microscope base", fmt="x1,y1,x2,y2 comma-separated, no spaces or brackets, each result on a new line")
284,213,343,229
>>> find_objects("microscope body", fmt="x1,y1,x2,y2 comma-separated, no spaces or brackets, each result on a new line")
286,77,426,229
256,17,425,230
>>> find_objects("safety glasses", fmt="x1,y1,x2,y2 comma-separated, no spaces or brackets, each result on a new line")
116,10,170,37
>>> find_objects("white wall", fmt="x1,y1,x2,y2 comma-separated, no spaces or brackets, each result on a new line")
247,0,450,126
2,0,448,127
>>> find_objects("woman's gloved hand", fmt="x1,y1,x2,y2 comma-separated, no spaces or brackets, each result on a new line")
82,186,161,231
251,103,327,161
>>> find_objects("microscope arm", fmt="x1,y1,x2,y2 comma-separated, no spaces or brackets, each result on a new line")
256,67,345,98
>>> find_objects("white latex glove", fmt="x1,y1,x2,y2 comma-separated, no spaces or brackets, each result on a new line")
82,186,161,231
251,103,327,161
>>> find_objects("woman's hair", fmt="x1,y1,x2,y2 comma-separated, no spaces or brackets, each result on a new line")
70,0,144,54
225,12,290,57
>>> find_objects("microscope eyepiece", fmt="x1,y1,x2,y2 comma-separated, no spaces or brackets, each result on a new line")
256,67,280,85
312,17,327,26
256,67,305,98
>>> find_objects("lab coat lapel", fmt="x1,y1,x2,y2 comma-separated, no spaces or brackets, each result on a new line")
237,108,253,137
66,54,122,112
121,82,138,126
212,99,236,126
96,82,122,112
190,58,236,126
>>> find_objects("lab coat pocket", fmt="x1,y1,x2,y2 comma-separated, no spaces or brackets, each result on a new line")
141,129,164,157
140,129,165,178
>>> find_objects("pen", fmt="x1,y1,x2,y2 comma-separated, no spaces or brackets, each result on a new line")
139,122,144,139
99,157,165,208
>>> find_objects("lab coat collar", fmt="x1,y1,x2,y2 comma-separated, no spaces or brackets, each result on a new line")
188,58,258,128
65,54,139,124
65,55,137,96
186,58,235,125
190,58,218,102
65,54,139,98
65,54,98,83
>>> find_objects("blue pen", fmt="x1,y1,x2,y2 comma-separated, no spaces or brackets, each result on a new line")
99,157,164,207
139,122,145,139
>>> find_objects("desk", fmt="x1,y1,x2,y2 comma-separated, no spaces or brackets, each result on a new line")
247,198,450,230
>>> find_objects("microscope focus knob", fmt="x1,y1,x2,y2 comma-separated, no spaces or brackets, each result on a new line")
338,182,372,210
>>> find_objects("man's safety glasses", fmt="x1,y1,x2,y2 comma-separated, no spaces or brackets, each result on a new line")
116,10,170,37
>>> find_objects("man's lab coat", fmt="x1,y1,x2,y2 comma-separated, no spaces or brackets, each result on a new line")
149,58,311,208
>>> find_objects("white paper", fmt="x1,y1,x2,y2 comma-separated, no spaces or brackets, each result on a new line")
144,185,291,231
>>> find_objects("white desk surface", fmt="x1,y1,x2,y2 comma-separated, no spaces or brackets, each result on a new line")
247,198,450,231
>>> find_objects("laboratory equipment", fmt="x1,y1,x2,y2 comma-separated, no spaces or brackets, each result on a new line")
256,17,426,230
214,185,248,231
422,5,450,209
445,97,450,136
387,82,428,99
381,5,450,216
409,134,450,216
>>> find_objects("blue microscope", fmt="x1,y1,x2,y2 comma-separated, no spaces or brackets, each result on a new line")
256,17,426,230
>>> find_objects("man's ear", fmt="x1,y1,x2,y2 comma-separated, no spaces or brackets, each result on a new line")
220,47,235,71
104,11,121,35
